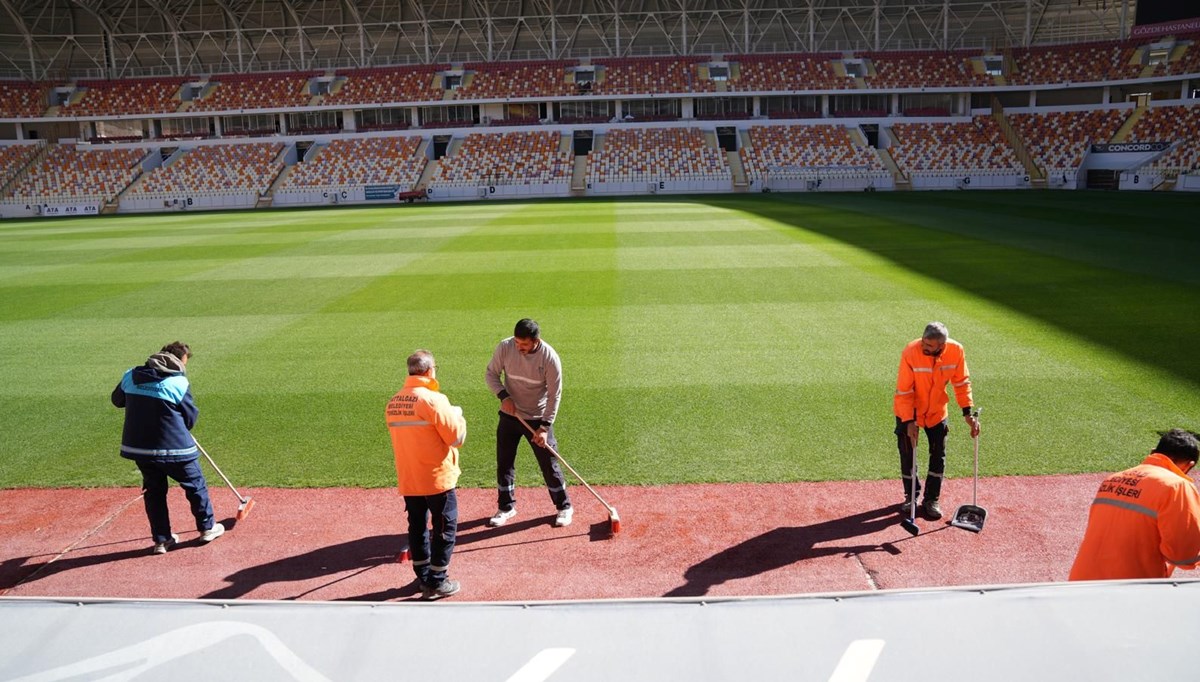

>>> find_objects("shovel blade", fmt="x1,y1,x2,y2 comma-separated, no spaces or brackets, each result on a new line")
950,504,987,533
900,518,920,536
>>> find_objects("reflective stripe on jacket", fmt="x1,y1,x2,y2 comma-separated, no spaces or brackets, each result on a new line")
893,337,972,428
1069,453,1200,581
386,375,466,496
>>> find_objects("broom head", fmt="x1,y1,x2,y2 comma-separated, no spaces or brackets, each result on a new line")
235,497,255,521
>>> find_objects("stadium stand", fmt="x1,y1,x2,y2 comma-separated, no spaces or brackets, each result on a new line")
1008,109,1128,173
889,117,1022,174
739,125,886,182
282,136,426,188
588,127,730,182
592,56,708,96
191,72,316,112
324,65,446,105
726,53,851,92
1127,105,1200,175
130,142,284,195
429,130,572,186
864,50,992,88
0,80,52,117
60,77,186,117
459,60,576,99
4,145,143,201
1007,41,1144,85
1159,40,1200,77
0,143,42,186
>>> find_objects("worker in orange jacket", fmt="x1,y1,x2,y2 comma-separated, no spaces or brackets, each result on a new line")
1070,429,1200,581
386,349,467,601
893,322,980,520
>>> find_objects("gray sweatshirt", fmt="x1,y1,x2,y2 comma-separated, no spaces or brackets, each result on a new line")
485,337,563,424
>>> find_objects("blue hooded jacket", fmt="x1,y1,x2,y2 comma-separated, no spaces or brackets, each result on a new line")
112,352,199,461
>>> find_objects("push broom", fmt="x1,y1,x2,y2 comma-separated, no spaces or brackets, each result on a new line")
516,415,621,536
194,439,256,521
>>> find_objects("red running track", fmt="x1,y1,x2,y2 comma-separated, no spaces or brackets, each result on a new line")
0,475,1098,602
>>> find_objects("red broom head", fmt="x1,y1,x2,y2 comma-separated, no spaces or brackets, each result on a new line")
396,549,411,563
609,508,621,535
235,497,255,521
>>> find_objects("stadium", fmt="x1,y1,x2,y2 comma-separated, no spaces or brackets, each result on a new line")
1,0,1199,679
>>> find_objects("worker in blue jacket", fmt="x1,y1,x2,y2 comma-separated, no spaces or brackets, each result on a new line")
112,341,224,554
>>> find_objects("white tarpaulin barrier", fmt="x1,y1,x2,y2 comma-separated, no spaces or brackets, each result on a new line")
910,172,1029,190
121,192,258,213
3,580,1199,681
425,183,570,201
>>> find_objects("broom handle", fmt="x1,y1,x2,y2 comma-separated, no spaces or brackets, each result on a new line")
515,415,615,513
972,435,979,506
194,439,246,502
971,408,981,506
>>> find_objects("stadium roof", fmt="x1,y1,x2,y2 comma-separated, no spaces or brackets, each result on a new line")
0,0,1134,80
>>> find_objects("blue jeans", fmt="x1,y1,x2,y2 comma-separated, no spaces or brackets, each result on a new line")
136,458,214,543
404,489,458,587
895,418,949,501
495,413,570,512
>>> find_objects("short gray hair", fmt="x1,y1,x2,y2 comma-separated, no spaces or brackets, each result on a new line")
407,350,435,375
922,322,949,341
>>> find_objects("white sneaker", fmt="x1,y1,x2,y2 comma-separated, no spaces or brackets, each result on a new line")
487,508,517,527
152,533,180,555
200,523,225,542
554,507,574,527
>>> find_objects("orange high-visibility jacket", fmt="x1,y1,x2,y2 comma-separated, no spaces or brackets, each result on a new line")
1069,453,1200,581
893,338,973,428
386,375,466,496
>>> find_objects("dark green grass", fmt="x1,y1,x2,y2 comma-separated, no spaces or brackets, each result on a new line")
0,192,1197,489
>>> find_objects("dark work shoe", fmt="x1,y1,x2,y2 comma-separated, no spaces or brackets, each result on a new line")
422,579,461,601
899,496,915,516
922,498,943,520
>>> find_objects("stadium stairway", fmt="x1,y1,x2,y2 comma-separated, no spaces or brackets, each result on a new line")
876,142,911,190
571,155,588,194
415,138,430,158
992,107,1046,187
1133,46,1160,79
1111,106,1148,142
257,145,291,208
105,159,149,214
726,150,748,191
414,155,440,191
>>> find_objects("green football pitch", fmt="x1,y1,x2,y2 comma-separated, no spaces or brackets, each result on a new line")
1,191,1197,489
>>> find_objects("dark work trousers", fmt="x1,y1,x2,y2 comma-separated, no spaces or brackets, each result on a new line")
404,488,458,588
136,458,215,543
495,412,571,512
895,417,949,501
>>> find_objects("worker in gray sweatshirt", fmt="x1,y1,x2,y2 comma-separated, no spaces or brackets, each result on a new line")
485,318,573,527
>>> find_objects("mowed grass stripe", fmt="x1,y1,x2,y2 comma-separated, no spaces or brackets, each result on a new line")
0,193,1197,489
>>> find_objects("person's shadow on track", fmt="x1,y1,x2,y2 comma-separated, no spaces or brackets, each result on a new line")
663,505,905,597
1,516,240,593
201,532,417,601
